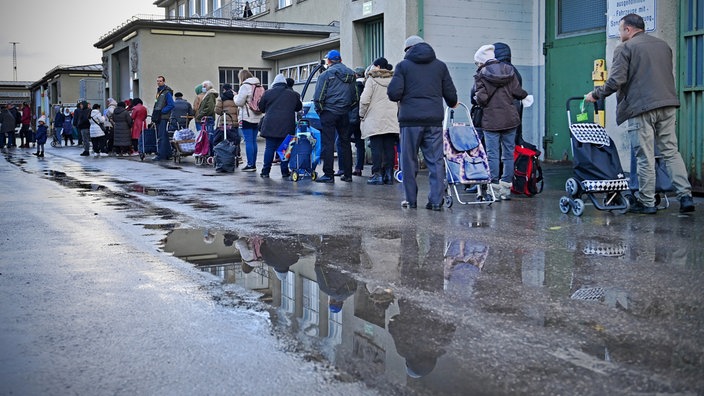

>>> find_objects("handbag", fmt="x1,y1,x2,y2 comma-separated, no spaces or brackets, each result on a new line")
91,115,106,132
470,87,498,128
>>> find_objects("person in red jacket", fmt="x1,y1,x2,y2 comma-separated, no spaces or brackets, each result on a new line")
19,102,32,148
130,98,148,155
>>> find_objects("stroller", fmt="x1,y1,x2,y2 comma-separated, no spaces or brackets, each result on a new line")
171,127,196,163
278,120,321,181
443,102,497,207
559,97,630,216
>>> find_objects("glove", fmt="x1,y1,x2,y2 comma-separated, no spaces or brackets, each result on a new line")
521,95,534,108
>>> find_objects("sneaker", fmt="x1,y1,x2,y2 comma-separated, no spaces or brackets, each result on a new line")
401,200,417,209
499,181,512,200
679,195,695,213
259,173,270,178
242,165,256,172
334,170,344,177
340,175,353,182
629,200,657,214
80,151,89,156
352,169,363,176
315,175,335,183
425,201,443,211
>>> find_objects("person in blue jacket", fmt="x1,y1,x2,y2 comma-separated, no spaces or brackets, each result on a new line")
33,116,48,157
152,75,174,161
387,35,458,210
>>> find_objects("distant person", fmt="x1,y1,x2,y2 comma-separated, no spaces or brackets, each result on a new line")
387,35,458,210
89,103,107,157
243,1,253,17
72,102,83,148
313,50,358,183
285,77,295,89
257,74,302,179
33,116,48,157
18,102,32,148
359,57,398,185
215,84,238,131
104,98,117,155
234,69,264,172
337,66,366,177
192,84,206,130
61,108,74,146
585,13,695,214
53,107,65,145
112,101,133,156
76,101,92,156
197,80,219,156
172,92,194,130
152,75,175,161
130,98,148,154
1,104,17,148
493,42,526,144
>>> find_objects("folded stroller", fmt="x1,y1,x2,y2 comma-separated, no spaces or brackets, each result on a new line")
559,97,630,216
443,102,496,207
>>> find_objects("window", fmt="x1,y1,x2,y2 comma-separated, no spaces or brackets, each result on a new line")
280,271,295,313
558,0,606,35
169,7,176,18
364,18,384,67
249,69,270,89
189,0,196,16
302,278,320,335
218,67,241,92
200,0,207,16
280,62,320,84
278,0,293,9
212,0,221,16
178,2,186,17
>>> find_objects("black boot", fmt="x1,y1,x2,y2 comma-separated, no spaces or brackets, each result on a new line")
383,168,394,185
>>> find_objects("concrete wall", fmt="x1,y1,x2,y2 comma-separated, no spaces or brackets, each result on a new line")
256,0,340,24
602,0,679,169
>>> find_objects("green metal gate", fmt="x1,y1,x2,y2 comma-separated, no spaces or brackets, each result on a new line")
680,0,704,192
364,18,384,67
544,0,606,161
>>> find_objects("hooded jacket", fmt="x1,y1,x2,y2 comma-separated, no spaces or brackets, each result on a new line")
257,82,302,139
473,59,527,131
89,109,106,138
313,62,358,115
215,90,239,127
359,68,399,139
112,106,134,147
196,88,218,122
234,77,265,125
387,42,458,127
130,102,148,140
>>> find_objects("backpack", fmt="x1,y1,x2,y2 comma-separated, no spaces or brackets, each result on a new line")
245,82,265,115
511,141,543,197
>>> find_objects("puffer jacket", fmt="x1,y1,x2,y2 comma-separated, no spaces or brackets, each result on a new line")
592,31,680,125
234,77,264,125
131,103,148,139
215,90,239,127
35,124,48,145
257,82,302,139
473,59,527,132
387,42,458,127
359,68,399,139
112,107,133,147
89,109,105,138
313,62,358,115
196,89,218,122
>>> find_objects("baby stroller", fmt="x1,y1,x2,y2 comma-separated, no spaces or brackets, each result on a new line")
193,122,211,166
559,97,630,216
279,120,320,181
171,127,196,163
443,102,496,207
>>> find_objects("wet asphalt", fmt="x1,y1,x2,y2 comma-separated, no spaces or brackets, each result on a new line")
0,142,702,395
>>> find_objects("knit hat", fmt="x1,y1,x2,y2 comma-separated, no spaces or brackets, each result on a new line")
325,49,341,62
195,84,202,95
38,115,46,124
373,57,392,71
222,83,232,91
404,35,424,52
273,74,287,85
474,44,495,65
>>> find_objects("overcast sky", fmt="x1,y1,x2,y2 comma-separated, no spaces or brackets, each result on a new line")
0,0,161,82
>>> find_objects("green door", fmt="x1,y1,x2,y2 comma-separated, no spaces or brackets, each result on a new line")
544,0,606,161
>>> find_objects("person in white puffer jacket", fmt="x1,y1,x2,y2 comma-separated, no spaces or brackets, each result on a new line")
234,69,264,172
88,103,106,157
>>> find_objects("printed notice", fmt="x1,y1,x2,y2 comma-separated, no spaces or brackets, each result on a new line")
607,0,656,38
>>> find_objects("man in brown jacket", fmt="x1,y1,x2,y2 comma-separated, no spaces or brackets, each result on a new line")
586,13,694,214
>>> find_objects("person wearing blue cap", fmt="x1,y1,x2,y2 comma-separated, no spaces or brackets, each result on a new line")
313,49,359,183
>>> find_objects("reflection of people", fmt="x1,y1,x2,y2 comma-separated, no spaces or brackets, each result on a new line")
388,298,455,378
314,235,362,311
399,227,445,292
315,262,358,313
585,13,695,214
260,237,301,281
203,229,216,244
443,239,488,293
387,36,458,210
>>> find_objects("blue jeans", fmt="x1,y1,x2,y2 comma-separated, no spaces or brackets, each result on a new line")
241,127,258,167
483,128,516,184
261,136,288,176
156,119,171,159
400,125,445,206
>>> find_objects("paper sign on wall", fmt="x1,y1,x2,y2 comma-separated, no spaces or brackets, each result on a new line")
608,0,656,38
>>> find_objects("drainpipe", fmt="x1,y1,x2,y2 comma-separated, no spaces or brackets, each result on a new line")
418,0,424,38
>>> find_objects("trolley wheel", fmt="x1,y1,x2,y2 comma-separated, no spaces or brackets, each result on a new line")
571,198,585,216
311,172,317,181
139,153,145,161
612,192,630,214
559,196,571,214
394,170,403,183
445,195,453,208
565,178,580,197
206,156,214,166
291,172,299,182
50,140,58,148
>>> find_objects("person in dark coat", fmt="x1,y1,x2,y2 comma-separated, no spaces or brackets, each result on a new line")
0,104,17,148
76,101,92,156
493,42,525,144
171,92,195,130
33,116,48,157
387,35,458,210
112,102,134,156
61,108,74,146
257,73,302,179
53,107,65,145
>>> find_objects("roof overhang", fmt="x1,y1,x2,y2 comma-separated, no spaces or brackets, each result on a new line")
261,36,339,60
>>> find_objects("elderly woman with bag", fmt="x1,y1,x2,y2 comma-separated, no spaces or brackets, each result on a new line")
359,57,399,185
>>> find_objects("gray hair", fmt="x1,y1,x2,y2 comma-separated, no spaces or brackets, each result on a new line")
202,80,214,90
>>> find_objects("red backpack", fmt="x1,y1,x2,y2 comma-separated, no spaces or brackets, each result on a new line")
511,141,544,197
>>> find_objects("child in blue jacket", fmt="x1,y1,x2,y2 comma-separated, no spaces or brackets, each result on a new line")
34,116,48,157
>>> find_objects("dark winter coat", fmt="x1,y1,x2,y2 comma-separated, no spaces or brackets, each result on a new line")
76,105,92,129
54,111,65,129
62,115,73,136
313,62,357,115
387,42,458,127
473,59,527,131
112,107,134,147
257,82,302,139
1,108,17,133
171,97,194,126
35,124,48,145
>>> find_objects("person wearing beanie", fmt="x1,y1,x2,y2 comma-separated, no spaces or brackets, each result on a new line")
388,36,458,210
192,83,206,130
359,56,398,185
215,83,238,133
313,49,359,183
172,91,195,130
256,73,302,179
472,43,528,201
33,116,48,157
